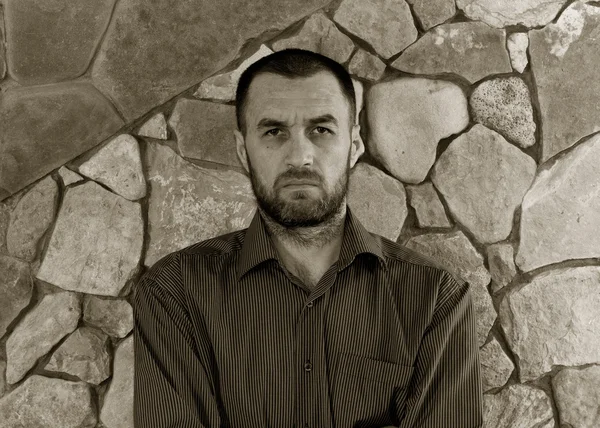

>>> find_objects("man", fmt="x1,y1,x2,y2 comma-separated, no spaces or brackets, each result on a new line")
133,49,483,427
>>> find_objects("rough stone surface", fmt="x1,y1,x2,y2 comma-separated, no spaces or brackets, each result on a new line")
79,134,147,201
516,134,600,271
45,327,111,385
4,0,115,85
500,266,600,381
480,337,514,391
36,182,143,296
92,0,330,121
457,0,568,28
483,384,554,428
170,99,239,167
0,375,96,428
58,167,83,186
487,243,517,292
553,365,600,428
144,143,256,267
194,45,273,102
0,83,124,200
272,13,355,64
530,2,600,161
0,193,23,255
507,33,529,73
392,22,512,83
353,78,363,124
348,49,386,81
333,0,417,59
0,360,5,398
0,6,6,80
347,163,407,241
405,231,495,346
137,113,168,140
367,77,469,184
6,291,81,384
432,125,536,244
407,0,456,30
83,295,133,338
100,336,133,428
470,77,536,148
0,256,32,339
406,182,451,228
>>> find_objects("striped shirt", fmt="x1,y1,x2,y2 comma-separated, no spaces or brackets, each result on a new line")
133,207,483,428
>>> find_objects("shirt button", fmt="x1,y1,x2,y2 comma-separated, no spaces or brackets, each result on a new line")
306,301,314,308
304,361,312,372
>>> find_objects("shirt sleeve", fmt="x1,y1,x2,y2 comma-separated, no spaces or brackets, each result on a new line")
133,275,224,427
398,272,484,428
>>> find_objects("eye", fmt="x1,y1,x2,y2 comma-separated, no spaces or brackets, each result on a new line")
313,126,332,135
264,128,282,137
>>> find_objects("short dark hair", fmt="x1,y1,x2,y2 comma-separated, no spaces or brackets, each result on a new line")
235,49,356,134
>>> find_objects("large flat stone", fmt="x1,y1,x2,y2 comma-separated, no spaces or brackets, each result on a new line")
91,0,330,122
406,0,456,30
486,242,517,292
136,113,168,140
4,0,115,85
553,365,600,428
457,0,568,28
500,266,600,382
392,22,512,83
483,384,554,428
0,82,124,200
0,255,33,339
516,134,600,272
83,295,133,338
367,77,469,184
406,182,451,229
432,125,536,244
348,49,386,81
36,182,143,296
100,336,133,428
530,2,600,161
144,143,255,267
480,336,514,392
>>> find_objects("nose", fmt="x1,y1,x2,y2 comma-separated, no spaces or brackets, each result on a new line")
285,131,314,169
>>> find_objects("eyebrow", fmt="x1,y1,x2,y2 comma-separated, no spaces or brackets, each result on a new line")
256,114,339,129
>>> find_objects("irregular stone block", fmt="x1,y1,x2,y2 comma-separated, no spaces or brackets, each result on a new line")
137,113,168,140
79,134,146,201
83,295,133,338
486,243,517,292
470,77,536,148
0,192,23,255
480,337,514,392
0,82,124,200
92,0,330,121
500,266,600,381
530,2,600,161
347,162,407,241
334,0,417,59
432,125,536,244
406,182,451,228
348,49,386,81
100,336,133,428
507,33,529,73
457,0,568,28
0,255,32,339
483,384,554,428
6,291,81,384
144,143,255,267
392,22,512,83
553,365,600,428
58,166,83,186
36,182,143,296
406,231,495,346
406,0,456,30
0,360,5,398
367,77,469,184
7,176,58,261
272,12,354,64
516,134,600,272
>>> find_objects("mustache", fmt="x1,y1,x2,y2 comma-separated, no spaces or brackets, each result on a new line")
274,168,324,187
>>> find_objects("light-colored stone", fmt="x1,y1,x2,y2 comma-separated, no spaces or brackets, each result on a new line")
334,0,417,59
507,33,529,73
487,243,517,292
352,78,363,125
480,337,514,391
500,266,600,382
83,295,133,338
100,336,133,428
405,231,495,346
6,176,58,261
432,125,536,244
6,291,81,384
194,45,273,102
137,113,168,140
392,22,512,83
347,163,407,241
483,384,554,428
0,255,33,339
406,182,451,228
0,192,23,253
0,375,96,428
407,0,456,30
36,182,143,296
58,166,83,186
45,326,111,385
367,77,469,184
79,134,146,201
144,143,255,267
272,13,354,64
516,134,600,272
470,77,536,148
457,0,568,28
553,365,600,428
348,49,386,81
530,2,600,161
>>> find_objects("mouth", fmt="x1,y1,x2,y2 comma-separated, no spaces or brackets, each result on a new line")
279,179,320,188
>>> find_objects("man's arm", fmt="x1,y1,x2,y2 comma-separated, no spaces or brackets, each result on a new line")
133,275,223,427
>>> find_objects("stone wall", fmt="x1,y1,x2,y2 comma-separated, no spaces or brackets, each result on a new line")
1,0,599,426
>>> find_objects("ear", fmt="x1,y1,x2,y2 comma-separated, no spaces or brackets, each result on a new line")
234,129,250,174
349,124,365,168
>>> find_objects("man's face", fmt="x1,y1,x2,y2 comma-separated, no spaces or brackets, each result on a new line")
234,71,364,228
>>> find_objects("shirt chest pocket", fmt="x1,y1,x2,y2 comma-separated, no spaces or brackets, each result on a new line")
330,352,414,428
